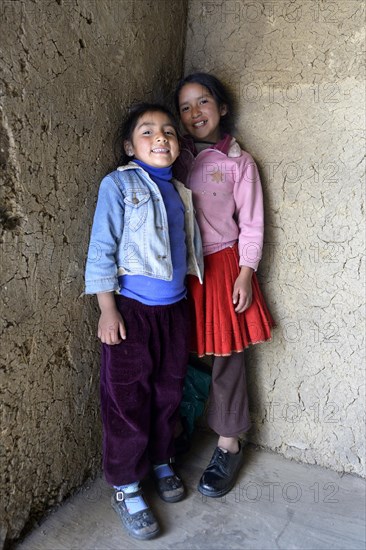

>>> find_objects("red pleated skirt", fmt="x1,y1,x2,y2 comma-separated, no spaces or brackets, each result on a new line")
188,244,275,357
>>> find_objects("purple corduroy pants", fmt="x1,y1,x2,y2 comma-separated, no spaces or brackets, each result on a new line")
100,294,189,486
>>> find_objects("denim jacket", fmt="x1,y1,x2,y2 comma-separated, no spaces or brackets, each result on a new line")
84,162,203,295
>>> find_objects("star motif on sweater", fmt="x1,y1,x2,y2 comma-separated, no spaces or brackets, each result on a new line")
211,170,223,183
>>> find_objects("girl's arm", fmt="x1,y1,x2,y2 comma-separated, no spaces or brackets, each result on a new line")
233,154,264,272
85,175,125,295
231,153,263,312
97,292,126,345
85,174,126,342
232,266,253,313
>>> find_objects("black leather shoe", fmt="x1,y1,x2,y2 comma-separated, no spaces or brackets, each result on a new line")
198,442,244,498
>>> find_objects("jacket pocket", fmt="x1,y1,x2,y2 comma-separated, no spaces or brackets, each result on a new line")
124,191,150,231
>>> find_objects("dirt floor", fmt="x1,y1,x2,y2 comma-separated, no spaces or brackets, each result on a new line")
16,430,366,550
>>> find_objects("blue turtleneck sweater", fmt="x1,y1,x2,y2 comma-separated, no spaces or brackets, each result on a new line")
118,160,187,305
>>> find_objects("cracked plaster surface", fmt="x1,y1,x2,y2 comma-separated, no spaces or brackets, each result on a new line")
0,0,187,542
184,0,365,476
1,0,364,544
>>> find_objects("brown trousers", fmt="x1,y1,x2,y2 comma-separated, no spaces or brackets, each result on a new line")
206,352,251,437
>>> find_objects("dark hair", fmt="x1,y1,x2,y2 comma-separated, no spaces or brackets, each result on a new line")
174,72,236,135
114,102,180,167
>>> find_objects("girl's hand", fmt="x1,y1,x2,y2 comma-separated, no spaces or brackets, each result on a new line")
96,292,126,345
232,267,253,313
98,310,126,345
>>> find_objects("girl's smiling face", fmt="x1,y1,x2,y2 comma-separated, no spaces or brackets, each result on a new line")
124,111,179,168
178,83,227,143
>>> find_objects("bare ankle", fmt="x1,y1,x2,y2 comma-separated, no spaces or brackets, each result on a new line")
218,436,239,454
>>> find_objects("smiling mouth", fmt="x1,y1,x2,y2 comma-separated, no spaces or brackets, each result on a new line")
193,120,207,128
152,148,170,153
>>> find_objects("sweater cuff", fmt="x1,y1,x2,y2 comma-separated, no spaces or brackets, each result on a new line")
239,243,262,271
84,276,119,295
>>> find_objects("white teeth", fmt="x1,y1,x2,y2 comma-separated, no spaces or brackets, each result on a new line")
152,148,168,153
193,121,206,128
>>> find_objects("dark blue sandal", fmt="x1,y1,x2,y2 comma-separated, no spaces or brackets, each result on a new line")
111,488,160,540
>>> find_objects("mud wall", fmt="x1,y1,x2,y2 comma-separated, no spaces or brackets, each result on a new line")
184,0,365,475
0,0,187,543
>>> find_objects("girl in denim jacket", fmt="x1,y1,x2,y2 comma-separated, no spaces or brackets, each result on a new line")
85,103,203,540
174,73,275,499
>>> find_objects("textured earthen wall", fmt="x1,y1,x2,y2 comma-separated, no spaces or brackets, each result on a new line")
0,0,187,543
185,0,365,475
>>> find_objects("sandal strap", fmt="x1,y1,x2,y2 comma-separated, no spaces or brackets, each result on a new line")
115,488,143,501
154,457,176,466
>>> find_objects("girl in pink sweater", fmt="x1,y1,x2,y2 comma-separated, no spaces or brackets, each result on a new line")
174,72,275,498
